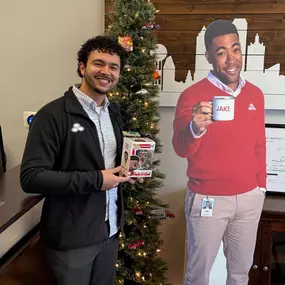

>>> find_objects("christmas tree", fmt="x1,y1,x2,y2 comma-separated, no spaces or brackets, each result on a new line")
106,0,172,284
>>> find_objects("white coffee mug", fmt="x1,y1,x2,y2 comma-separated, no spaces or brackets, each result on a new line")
211,96,235,121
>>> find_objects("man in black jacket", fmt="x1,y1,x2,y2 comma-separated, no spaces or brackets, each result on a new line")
20,36,132,285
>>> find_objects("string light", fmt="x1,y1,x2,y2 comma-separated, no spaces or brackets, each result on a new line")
157,249,161,252
142,48,146,53
136,272,141,277
116,263,119,268
144,102,149,107
132,117,137,121
142,276,145,281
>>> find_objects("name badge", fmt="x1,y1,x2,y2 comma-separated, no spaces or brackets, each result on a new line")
201,198,214,217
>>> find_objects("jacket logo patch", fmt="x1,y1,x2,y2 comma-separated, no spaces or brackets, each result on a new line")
71,123,84,133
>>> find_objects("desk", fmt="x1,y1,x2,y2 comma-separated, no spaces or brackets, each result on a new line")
0,165,43,234
0,166,44,260
0,166,52,285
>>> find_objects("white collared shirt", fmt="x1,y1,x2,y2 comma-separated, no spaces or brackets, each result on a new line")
207,71,246,98
72,84,119,237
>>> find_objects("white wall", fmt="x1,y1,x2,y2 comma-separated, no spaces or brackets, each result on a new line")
0,0,104,169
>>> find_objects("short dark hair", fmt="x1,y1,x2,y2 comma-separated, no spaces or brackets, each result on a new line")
130,155,139,162
204,20,239,51
77,35,128,77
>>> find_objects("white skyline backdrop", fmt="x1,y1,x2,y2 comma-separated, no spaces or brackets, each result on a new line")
156,18,285,109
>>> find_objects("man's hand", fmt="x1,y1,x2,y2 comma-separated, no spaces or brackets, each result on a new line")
192,101,213,135
101,166,130,191
118,171,144,184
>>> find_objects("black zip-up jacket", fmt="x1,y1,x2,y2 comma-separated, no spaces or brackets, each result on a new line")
20,87,124,250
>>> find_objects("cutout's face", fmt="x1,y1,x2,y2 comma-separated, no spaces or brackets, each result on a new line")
205,33,242,90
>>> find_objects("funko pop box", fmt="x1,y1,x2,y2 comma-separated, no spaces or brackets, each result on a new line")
121,137,155,178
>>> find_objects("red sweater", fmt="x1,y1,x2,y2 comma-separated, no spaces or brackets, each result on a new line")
172,78,266,195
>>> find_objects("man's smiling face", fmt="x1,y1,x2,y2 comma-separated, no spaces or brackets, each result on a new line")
79,50,121,96
205,33,242,90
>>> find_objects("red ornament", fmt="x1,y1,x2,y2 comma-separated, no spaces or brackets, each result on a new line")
128,239,144,249
153,68,160,80
165,209,175,219
132,206,143,215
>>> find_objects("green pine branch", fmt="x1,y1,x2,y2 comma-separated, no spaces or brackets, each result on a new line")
106,0,172,284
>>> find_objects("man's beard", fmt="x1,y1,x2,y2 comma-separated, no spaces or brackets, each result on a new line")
84,73,112,95
92,86,107,95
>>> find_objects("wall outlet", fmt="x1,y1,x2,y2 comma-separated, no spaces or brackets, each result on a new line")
23,111,37,128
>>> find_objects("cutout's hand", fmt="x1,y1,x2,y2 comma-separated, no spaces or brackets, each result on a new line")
192,101,213,135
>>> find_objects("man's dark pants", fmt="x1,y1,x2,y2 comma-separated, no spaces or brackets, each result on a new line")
46,222,119,285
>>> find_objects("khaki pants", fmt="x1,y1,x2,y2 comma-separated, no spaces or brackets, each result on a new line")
184,187,265,285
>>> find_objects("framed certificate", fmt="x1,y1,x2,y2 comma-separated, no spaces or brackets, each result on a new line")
266,123,285,193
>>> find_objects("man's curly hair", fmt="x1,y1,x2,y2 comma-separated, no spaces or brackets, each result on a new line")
77,35,128,77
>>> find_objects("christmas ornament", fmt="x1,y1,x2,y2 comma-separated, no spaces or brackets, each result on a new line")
128,239,144,249
150,207,175,219
142,23,160,30
122,131,141,137
118,36,133,51
153,68,160,80
132,205,143,215
135,88,149,95
124,64,132,71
